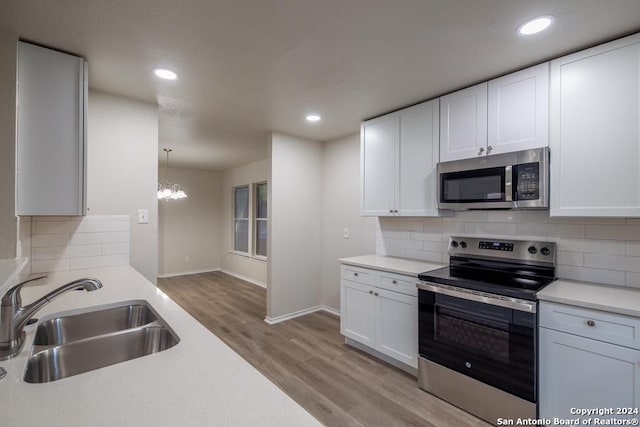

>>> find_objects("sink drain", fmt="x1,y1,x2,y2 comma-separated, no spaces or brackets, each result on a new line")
0,367,6,380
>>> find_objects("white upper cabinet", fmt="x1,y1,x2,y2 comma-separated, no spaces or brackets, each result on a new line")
488,62,549,155
16,42,87,216
549,33,640,217
439,82,487,162
361,99,441,216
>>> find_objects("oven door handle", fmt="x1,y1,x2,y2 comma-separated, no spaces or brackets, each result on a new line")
417,281,537,313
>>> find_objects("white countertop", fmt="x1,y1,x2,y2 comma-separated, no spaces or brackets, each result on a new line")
0,265,321,427
538,279,640,318
338,254,445,276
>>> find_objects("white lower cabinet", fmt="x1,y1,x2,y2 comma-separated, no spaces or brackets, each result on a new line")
539,302,640,420
340,264,418,369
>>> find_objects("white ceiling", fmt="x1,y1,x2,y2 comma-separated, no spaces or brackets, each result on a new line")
2,1,640,171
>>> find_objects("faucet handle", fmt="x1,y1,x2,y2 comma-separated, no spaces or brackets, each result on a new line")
2,276,47,307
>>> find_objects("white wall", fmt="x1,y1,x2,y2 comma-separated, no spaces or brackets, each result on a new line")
267,133,323,320
320,134,376,311
87,91,158,283
159,166,222,276
220,158,269,286
0,29,17,259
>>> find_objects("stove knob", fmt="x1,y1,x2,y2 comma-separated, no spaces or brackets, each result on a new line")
451,240,458,248
460,241,467,249
528,246,537,254
541,247,551,256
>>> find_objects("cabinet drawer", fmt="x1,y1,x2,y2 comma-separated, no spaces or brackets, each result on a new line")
540,302,640,350
341,265,374,286
377,271,417,297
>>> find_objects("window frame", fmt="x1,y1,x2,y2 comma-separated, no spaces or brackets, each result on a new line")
231,182,268,261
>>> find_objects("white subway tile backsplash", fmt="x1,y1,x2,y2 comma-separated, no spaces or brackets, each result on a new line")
464,222,517,235
584,254,640,273
411,232,442,242
70,231,129,246
556,265,626,286
101,243,129,256
556,251,584,267
487,210,549,224
555,238,625,255
32,233,70,248
516,223,585,239
586,225,640,241
405,249,443,263
32,259,71,274
30,215,130,274
376,213,640,288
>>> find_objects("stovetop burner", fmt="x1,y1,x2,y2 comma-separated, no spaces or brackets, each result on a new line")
418,236,556,301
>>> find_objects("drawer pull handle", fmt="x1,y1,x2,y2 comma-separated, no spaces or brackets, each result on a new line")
374,292,379,296
587,320,596,327
354,273,358,277
369,290,373,295
392,280,397,284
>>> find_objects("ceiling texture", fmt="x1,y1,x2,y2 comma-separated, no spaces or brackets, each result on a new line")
2,0,640,171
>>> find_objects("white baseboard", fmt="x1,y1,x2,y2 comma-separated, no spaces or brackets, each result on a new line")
157,267,220,278
264,305,340,325
218,269,266,288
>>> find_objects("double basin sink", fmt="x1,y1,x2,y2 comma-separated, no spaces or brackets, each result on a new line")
24,300,179,383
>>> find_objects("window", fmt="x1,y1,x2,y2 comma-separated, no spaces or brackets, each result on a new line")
233,186,249,253
255,182,267,257
233,182,268,258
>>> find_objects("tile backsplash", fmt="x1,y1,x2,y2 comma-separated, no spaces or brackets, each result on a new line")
376,211,640,288
24,215,130,274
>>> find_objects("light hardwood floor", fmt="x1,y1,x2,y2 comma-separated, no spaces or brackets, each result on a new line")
158,271,490,427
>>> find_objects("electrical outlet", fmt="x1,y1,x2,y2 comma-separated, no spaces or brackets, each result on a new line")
343,227,350,239
137,209,149,224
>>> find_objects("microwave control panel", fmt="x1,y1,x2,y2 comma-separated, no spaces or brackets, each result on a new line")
514,162,539,201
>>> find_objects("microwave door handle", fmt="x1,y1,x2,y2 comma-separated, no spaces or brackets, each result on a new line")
505,165,513,202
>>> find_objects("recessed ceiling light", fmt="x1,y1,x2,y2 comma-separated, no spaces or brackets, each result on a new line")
306,114,321,122
518,16,553,36
153,68,178,80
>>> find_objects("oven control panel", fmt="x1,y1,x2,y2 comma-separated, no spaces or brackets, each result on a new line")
449,236,555,265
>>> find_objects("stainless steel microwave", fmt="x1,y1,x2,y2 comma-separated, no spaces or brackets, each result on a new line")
437,147,549,210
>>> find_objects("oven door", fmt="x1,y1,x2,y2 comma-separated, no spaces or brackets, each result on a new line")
417,284,536,402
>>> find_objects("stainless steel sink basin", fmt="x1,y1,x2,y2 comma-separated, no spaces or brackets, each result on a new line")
24,300,179,383
34,302,158,345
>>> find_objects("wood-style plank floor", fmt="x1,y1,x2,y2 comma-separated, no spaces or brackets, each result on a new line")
158,271,490,427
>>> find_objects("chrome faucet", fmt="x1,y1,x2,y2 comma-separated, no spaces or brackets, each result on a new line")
0,276,102,360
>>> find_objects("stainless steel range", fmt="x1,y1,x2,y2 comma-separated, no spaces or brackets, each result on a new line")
417,236,556,425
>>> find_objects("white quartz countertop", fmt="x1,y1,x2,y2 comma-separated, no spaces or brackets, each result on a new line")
339,254,445,277
538,279,640,317
0,265,320,427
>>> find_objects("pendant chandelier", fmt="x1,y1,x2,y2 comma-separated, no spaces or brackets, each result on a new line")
157,148,188,200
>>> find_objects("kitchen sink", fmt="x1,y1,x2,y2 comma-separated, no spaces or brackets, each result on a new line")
34,301,159,346
24,300,179,383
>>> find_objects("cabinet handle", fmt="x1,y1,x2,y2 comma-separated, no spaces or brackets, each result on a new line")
478,147,485,155
354,272,358,277
487,145,493,153
389,209,393,213
374,292,379,296
587,320,596,327
392,280,397,284
369,290,373,294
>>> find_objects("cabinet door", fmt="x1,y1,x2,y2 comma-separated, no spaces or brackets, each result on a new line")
340,280,375,347
375,288,418,368
488,63,549,155
361,115,397,216
439,82,488,162
397,100,440,216
539,328,640,420
17,42,86,216
550,33,640,217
